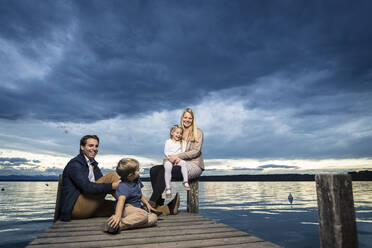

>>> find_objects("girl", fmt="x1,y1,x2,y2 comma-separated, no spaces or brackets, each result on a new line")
163,125,190,198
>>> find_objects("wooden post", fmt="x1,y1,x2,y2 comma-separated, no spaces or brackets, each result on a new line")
187,179,199,213
315,174,358,248
53,174,63,222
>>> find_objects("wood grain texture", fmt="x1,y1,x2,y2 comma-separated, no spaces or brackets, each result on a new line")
187,179,199,213
315,174,358,248
27,212,282,248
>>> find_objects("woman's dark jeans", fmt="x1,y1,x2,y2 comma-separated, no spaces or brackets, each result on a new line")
149,164,183,205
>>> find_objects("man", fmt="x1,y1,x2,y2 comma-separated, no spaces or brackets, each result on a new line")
59,135,120,221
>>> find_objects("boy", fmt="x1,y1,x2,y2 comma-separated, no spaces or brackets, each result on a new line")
104,158,157,234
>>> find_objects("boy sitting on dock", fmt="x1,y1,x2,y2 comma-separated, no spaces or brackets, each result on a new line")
104,158,158,234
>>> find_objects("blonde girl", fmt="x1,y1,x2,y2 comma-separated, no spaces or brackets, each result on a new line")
163,125,189,198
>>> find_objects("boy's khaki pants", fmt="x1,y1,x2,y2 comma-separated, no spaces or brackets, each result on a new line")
120,204,157,230
71,172,119,219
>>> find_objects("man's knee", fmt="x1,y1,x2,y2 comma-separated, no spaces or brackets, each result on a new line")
106,172,119,181
97,172,119,184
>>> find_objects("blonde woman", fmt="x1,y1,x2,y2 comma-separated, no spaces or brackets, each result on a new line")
149,108,204,214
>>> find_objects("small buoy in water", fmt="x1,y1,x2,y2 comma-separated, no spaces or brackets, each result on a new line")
288,193,293,205
1,188,4,191
45,183,49,186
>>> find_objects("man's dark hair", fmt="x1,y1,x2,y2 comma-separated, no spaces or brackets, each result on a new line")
80,135,99,151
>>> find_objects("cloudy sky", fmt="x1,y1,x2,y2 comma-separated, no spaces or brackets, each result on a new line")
1,0,372,177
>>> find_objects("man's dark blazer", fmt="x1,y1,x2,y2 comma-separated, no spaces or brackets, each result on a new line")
59,152,113,221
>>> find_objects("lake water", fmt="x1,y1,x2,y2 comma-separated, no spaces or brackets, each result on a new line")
0,181,371,248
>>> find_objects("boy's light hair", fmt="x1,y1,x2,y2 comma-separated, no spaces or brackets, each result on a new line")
169,125,183,139
180,108,198,142
116,158,139,180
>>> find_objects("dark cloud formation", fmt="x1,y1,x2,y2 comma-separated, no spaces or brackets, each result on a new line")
1,0,371,121
258,164,299,169
229,167,263,171
0,157,33,166
0,156,61,175
43,167,63,176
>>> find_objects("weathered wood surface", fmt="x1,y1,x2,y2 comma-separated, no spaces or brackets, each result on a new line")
27,212,282,248
187,179,198,213
315,174,358,248
53,174,63,222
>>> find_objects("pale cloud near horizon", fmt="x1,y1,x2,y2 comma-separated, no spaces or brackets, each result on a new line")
1,77,372,175
1,147,371,177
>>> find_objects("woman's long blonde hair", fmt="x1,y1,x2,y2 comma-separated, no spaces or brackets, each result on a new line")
180,108,198,142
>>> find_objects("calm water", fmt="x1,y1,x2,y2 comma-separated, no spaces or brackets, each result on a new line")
0,181,371,248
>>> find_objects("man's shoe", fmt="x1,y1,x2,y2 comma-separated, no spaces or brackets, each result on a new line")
157,198,165,206
142,205,163,216
167,192,180,215
156,205,170,216
103,221,120,234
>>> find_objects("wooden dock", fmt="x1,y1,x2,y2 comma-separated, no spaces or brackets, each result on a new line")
27,212,282,248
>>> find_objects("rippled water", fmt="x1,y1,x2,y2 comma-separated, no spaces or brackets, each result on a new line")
0,181,371,247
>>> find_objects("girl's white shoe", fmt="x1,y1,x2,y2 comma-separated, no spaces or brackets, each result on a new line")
182,182,190,191
165,189,172,198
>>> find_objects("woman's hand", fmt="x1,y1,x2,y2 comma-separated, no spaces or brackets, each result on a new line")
167,155,178,163
107,214,121,228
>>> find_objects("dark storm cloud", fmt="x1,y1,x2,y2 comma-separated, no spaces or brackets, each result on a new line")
1,0,371,121
43,167,63,175
0,157,38,166
258,164,299,170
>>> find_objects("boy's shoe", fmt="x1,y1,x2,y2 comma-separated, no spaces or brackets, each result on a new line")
103,221,120,234
165,189,172,198
167,192,180,215
182,182,191,191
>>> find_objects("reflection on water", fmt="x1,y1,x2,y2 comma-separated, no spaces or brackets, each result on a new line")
0,181,371,248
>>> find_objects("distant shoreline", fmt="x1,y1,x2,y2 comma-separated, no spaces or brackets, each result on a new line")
1,170,371,182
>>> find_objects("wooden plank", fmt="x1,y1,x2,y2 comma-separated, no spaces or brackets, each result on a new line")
50,213,204,225
103,236,264,248
50,219,217,231
28,212,282,248
52,219,211,229
28,230,256,248
187,179,199,213
51,214,206,226
315,174,358,248
44,221,224,233
45,220,218,233
208,242,282,248
38,223,229,238
53,175,62,222
31,227,240,244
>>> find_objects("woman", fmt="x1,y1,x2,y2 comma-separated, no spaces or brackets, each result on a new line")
149,108,204,214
